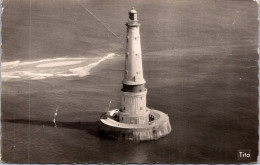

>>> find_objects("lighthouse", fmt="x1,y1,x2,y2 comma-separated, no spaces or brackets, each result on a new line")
98,8,172,141
119,7,149,125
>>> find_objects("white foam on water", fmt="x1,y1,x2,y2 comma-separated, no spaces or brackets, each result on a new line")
68,53,116,77
1,57,89,68
2,60,20,68
2,53,117,81
20,57,89,66
2,71,54,80
36,61,83,68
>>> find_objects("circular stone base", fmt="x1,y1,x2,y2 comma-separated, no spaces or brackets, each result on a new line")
98,109,172,141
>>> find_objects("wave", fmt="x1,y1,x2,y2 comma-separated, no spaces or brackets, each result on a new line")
2,60,20,68
36,61,83,68
2,57,90,67
68,53,116,77
2,53,117,81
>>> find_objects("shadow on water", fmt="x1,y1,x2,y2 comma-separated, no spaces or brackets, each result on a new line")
3,119,100,138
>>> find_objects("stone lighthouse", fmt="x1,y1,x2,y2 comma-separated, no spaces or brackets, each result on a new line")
98,8,172,141
119,7,149,125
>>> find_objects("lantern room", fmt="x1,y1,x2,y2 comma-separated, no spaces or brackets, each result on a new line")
129,7,137,21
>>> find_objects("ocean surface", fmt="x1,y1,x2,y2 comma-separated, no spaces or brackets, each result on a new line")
1,0,259,163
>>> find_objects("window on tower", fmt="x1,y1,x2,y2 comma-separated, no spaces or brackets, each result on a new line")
129,14,133,20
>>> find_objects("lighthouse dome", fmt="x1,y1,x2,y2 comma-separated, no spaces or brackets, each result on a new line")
129,7,137,14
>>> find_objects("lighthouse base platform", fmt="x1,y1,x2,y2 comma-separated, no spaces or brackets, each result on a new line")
98,109,171,141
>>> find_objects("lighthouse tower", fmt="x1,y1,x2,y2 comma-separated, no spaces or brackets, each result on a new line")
119,7,149,124
98,8,172,141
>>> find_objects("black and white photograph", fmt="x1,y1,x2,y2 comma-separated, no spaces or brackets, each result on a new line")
1,0,259,164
